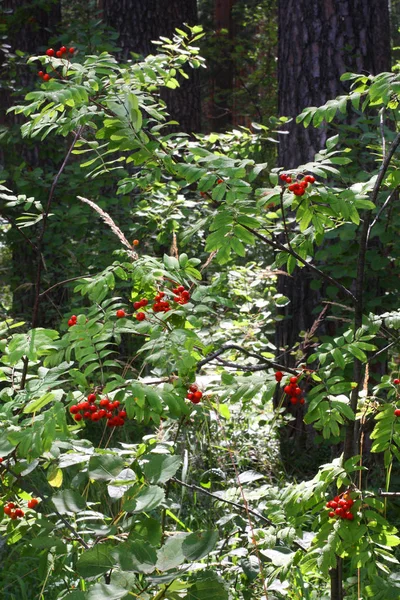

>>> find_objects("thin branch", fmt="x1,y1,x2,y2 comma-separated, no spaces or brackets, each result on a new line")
367,187,398,236
171,477,307,552
241,224,357,302
38,274,92,298
196,343,298,374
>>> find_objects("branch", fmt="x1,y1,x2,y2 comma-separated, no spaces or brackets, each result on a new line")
38,274,92,299
241,224,357,302
196,343,298,374
171,478,307,551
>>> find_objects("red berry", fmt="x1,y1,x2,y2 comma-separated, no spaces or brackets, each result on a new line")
60,46,67,54
38,71,44,78
100,398,110,408
338,499,347,508
87,393,97,403
10,511,17,520
279,174,288,181
293,188,305,196
69,47,75,54
189,384,198,392
89,404,97,413
105,411,113,419
133,301,142,310
136,312,146,321
69,405,79,414
217,179,224,184
177,286,185,293
294,387,302,396
394,409,400,417
107,418,116,427
289,377,298,384
98,409,107,418
91,412,101,421
45,48,55,56
56,50,62,58
286,177,292,183
304,175,315,183
394,379,400,385
283,385,291,394
344,512,354,520
74,414,83,421
83,411,91,419
132,239,139,246
346,499,354,507
43,74,51,82
275,371,283,382
141,299,148,306
116,309,126,318
118,410,127,418
80,401,90,410
330,501,338,509
7,503,15,509
15,509,24,518
112,400,120,408
0,458,3,463
299,398,305,405
335,508,344,517
290,397,298,405
3,506,11,515
192,391,203,403
187,393,194,400
27,499,39,509
328,511,336,518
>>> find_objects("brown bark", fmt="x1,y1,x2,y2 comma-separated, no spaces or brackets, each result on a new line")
275,0,391,369
278,0,391,168
100,0,201,133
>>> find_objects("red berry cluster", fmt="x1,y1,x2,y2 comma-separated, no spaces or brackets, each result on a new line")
283,376,305,405
3,497,39,520
37,71,51,82
46,46,75,58
153,291,171,313
68,314,77,327
186,383,203,404
326,493,354,520
172,285,190,305
69,393,127,427
280,173,316,197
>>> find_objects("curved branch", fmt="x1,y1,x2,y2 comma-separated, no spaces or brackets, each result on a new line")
196,343,298,374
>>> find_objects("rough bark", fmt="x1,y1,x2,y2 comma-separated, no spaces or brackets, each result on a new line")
275,0,391,370
278,0,391,168
0,0,62,325
100,0,201,133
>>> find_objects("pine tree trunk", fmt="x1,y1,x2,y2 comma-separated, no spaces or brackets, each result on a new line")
100,0,201,133
0,0,62,325
275,0,391,369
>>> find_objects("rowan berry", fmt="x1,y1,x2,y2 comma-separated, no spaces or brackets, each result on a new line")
290,397,298,405
74,414,83,421
118,410,127,418
87,393,97,403
45,48,55,56
100,398,110,408
83,412,91,419
3,506,11,515
38,71,44,78
27,498,39,509
136,312,146,321
192,391,203,403
290,376,298,384
275,371,283,382
69,47,75,54
70,405,79,414
116,309,126,318
133,301,142,310
394,379,400,385
56,50,62,58
43,74,51,82
189,384,198,392
395,409,400,417
15,509,24,518
60,46,67,54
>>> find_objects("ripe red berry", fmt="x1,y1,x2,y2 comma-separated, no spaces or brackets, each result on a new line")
133,301,142,310
289,377,298,384
344,512,354,520
91,412,101,421
187,393,194,400
279,174,288,181
116,309,126,318
111,400,120,409
69,47,75,54
394,379,400,385
136,312,146,321
275,371,283,382
132,239,139,246
189,384,198,392
80,401,90,410
27,498,39,509
294,387,302,396
100,398,110,408
87,393,97,403
15,509,24,518
98,409,107,418
74,414,83,422
60,46,67,54
286,177,292,183
118,410,127,418
105,411,113,419
293,188,305,196
330,501,338,509
299,398,305,405
56,50,62,58
83,411,91,419
43,74,51,82
141,298,148,306
10,511,17,520
192,391,203,403
290,397,298,405
107,418,116,427
69,405,79,414
45,48,55,56
395,409,400,417
3,506,11,515
335,507,344,517
7,503,15,509
0,458,3,463
89,405,97,413
328,511,335,518
38,71,44,78
284,385,291,394
304,175,315,184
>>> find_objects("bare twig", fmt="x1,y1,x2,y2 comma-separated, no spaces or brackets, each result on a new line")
196,343,298,374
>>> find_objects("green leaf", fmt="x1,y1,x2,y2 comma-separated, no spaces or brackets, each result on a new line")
347,344,367,362
77,544,115,577
185,571,229,600
115,540,157,574
156,534,188,570
88,454,124,482
52,490,86,514
143,454,182,484
182,530,218,561
124,485,165,513
87,583,127,600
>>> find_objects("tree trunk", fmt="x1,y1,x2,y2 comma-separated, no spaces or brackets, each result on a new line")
278,0,391,168
0,0,62,326
275,0,391,368
100,0,201,133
